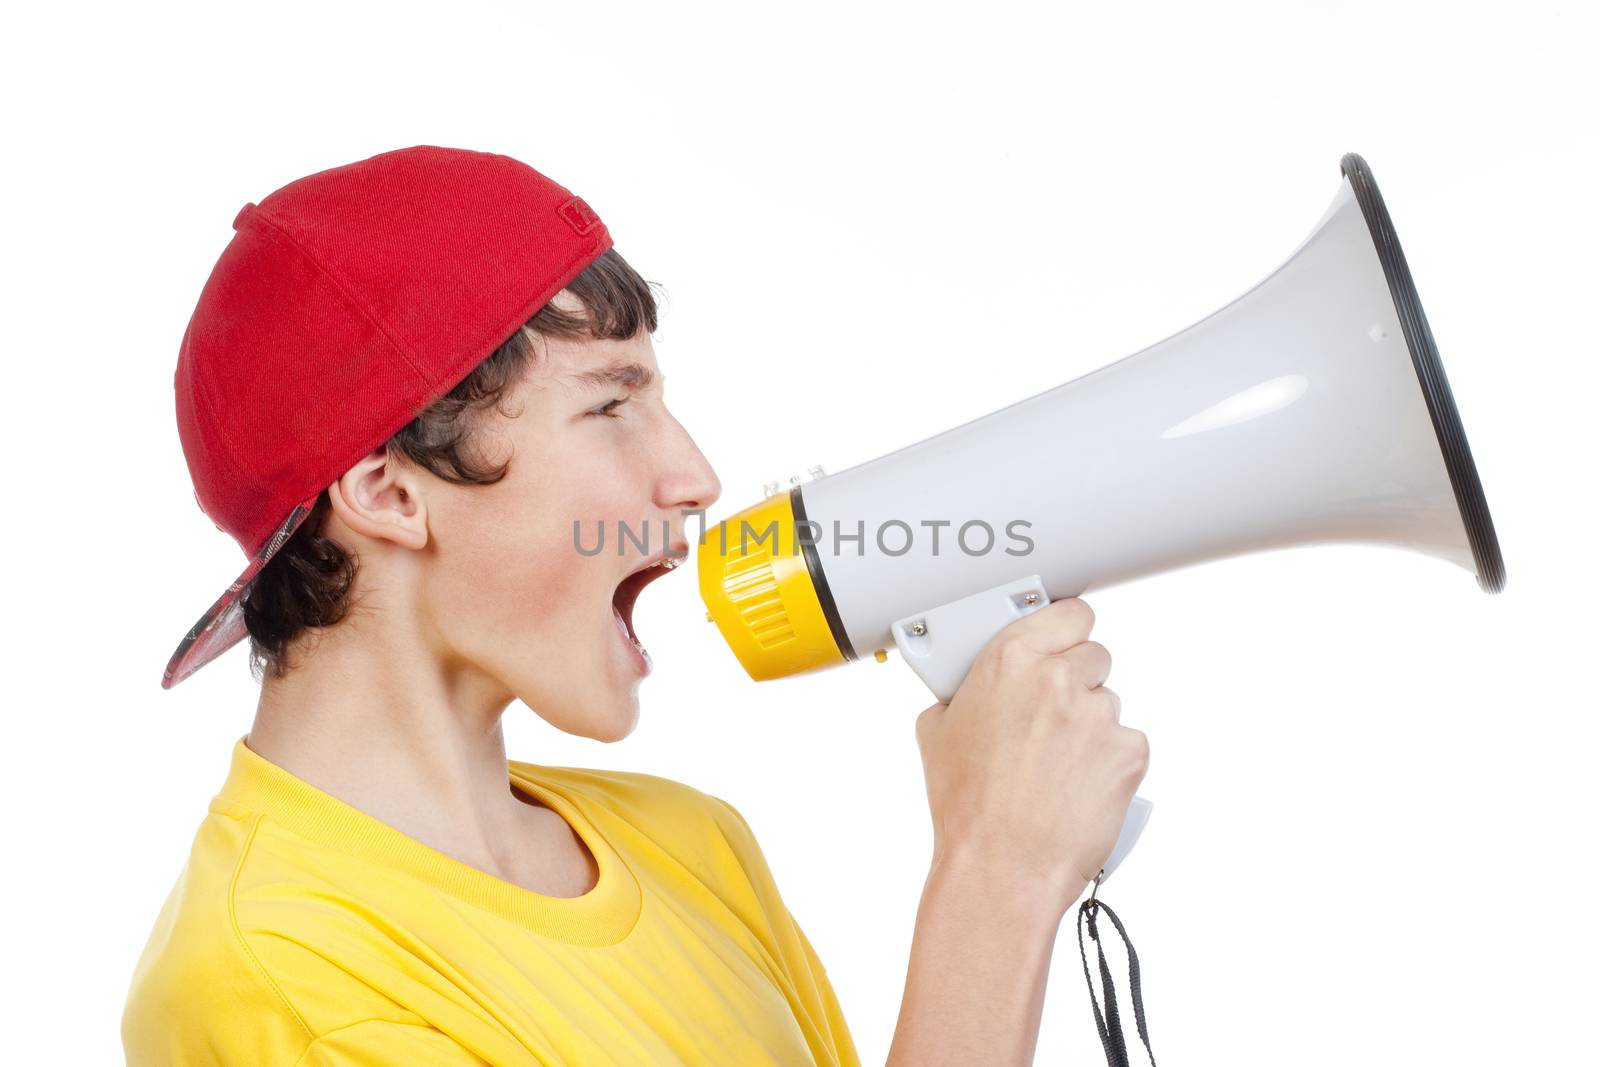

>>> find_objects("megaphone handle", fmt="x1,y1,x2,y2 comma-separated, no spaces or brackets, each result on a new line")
1102,795,1152,882
890,574,1152,883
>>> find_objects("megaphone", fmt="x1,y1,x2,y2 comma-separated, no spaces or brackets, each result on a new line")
696,153,1504,880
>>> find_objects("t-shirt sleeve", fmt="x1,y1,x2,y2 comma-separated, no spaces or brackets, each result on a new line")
788,903,861,1067
292,1019,492,1066
707,795,862,1067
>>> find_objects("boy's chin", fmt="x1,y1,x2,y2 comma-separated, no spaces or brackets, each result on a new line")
573,704,639,744
585,713,639,744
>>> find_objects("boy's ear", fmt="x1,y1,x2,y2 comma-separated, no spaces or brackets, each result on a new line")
326,447,429,551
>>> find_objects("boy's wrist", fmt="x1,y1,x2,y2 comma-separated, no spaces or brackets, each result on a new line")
925,842,1085,927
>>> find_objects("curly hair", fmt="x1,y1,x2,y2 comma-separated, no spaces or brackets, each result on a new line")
240,247,659,682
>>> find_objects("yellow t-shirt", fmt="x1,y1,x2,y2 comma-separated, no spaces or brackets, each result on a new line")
122,737,859,1066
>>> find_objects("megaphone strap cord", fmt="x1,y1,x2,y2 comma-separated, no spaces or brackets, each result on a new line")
1076,874,1156,1067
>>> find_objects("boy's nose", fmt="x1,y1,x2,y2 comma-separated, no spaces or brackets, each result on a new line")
657,418,722,519
673,449,721,515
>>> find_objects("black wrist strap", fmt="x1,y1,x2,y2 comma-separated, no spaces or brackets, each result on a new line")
1076,875,1156,1067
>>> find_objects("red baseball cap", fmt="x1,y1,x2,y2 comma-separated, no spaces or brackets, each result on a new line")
163,145,613,689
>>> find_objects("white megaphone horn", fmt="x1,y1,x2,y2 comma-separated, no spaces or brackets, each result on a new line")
696,153,1504,881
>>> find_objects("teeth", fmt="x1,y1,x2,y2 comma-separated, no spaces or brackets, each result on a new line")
661,557,681,570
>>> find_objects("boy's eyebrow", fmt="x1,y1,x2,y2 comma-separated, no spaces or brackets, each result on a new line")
565,360,656,391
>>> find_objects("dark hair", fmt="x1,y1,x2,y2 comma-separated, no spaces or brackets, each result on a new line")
240,247,659,682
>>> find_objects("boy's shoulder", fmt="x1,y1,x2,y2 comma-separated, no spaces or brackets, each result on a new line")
122,806,331,1062
516,762,772,887
516,762,753,843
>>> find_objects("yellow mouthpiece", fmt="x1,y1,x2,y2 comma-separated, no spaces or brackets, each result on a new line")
697,491,847,681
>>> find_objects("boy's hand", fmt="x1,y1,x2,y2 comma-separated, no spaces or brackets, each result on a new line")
913,596,1149,916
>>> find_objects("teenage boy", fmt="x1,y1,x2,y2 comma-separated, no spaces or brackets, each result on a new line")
123,145,1148,1066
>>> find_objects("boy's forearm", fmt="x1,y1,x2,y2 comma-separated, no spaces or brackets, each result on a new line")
885,851,1083,1067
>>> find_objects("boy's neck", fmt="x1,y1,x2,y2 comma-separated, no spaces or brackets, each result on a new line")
245,634,597,897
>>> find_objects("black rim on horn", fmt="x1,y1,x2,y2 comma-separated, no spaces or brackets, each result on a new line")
1339,152,1505,594
790,485,857,660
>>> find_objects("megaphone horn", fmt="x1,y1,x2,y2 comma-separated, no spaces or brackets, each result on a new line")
697,153,1504,880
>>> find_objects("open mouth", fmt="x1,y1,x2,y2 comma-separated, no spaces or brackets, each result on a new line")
611,550,685,669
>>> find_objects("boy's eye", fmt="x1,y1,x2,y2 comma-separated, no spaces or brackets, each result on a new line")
587,397,628,419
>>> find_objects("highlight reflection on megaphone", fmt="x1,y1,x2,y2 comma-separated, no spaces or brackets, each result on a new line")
696,153,1504,881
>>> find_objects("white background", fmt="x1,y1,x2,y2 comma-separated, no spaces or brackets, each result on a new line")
5,2,1597,1063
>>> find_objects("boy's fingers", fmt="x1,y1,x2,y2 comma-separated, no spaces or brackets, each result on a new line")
1004,597,1096,657
1060,640,1111,690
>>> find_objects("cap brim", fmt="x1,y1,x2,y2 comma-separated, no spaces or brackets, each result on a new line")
161,492,322,689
